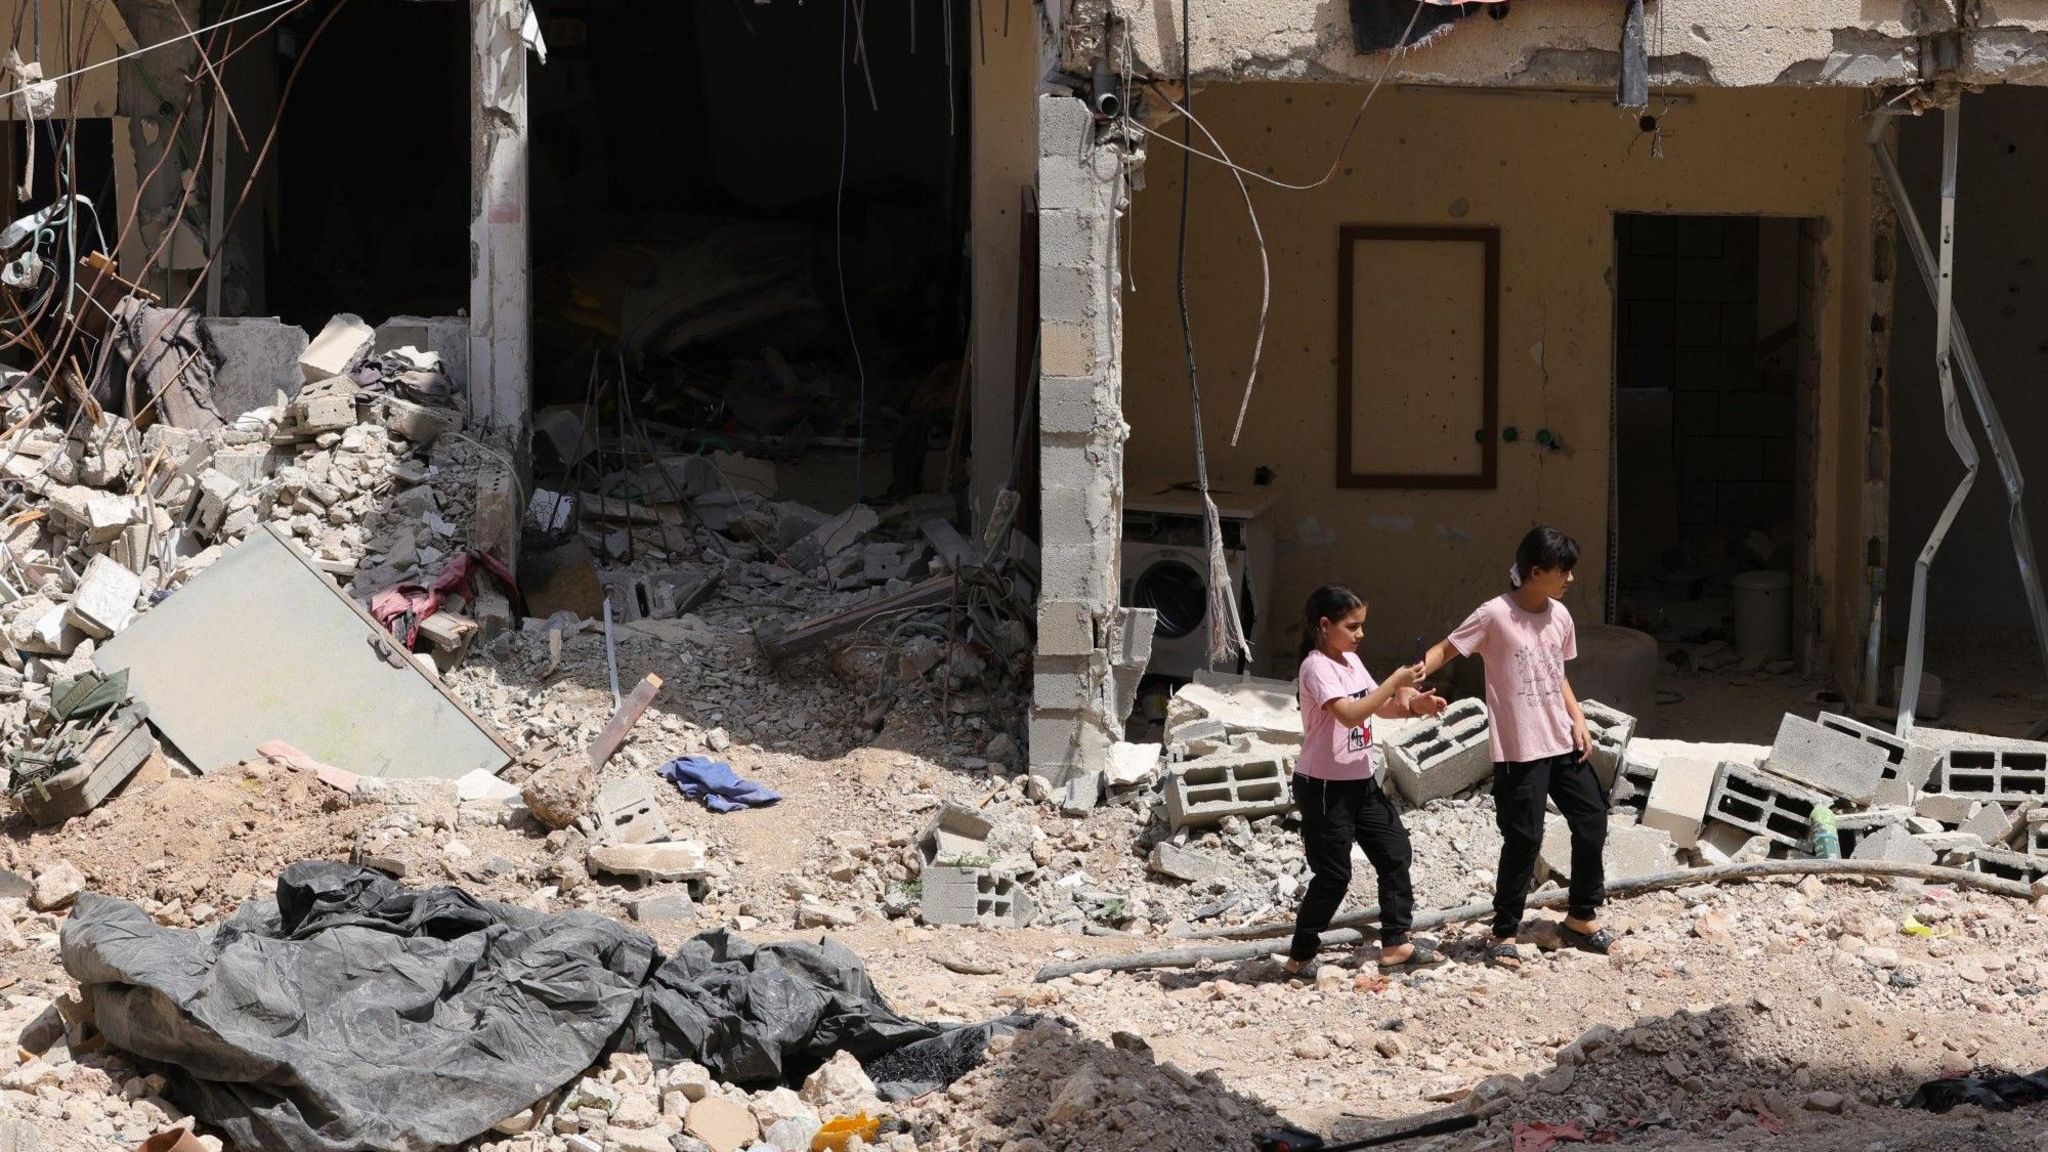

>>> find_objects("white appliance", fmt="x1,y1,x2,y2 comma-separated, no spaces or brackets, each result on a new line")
1119,480,1277,680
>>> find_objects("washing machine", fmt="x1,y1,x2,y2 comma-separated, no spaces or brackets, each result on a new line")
1120,480,1277,680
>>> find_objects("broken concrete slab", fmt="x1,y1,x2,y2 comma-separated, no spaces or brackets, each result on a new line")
455,768,521,806
1642,757,1720,848
1694,821,1769,866
1959,802,2016,846
1762,714,1889,805
95,525,511,779
65,556,140,640
201,316,311,417
595,777,671,846
1916,793,1982,826
1105,741,1161,789
1850,823,1937,866
1148,841,1228,884
585,840,710,883
919,802,995,865
299,313,374,382
1166,670,1304,747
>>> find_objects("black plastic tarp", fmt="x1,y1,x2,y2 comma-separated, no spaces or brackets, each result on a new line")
62,862,1022,1152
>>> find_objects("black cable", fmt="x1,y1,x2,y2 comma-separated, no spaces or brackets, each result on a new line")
1176,0,1218,664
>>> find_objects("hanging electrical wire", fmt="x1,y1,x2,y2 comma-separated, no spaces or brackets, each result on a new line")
1172,0,1248,669
836,0,870,503
1130,0,1421,194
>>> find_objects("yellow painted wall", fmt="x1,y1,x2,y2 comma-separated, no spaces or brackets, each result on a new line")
969,9,1039,528
0,0,126,120
1120,84,1865,678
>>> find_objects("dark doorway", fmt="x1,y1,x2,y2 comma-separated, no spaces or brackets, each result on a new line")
266,0,469,328
1612,213,1814,672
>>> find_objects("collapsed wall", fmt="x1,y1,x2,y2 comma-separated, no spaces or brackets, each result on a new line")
1061,0,2048,90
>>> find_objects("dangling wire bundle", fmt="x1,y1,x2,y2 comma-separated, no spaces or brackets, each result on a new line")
1172,0,1248,670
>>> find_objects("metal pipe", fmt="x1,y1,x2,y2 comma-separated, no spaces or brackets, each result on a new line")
1871,107,2048,738
1894,105,1972,736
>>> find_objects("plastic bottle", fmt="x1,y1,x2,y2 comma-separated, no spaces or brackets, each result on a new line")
1809,803,1841,860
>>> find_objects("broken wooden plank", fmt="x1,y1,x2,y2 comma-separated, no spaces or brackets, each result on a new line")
919,517,983,571
587,673,663,769
753,574,954,663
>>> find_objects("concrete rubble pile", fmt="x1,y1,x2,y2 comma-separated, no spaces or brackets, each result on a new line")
0,313,489,800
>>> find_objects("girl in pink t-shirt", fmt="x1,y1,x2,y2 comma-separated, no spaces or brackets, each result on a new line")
1421,527,1606,970
1283,584,1447,978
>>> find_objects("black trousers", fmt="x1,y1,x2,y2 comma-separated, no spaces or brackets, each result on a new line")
1492,751,1608,938
1289,773,1415,961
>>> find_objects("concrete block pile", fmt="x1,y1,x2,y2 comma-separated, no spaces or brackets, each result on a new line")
1613,710,2048,877
0,319,486,793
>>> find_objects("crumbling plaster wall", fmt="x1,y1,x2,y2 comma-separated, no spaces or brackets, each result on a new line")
1059,0,2048,90
1116,84,1873,683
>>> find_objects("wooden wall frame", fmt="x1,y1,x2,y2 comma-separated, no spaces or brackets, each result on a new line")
1335,224,1500,489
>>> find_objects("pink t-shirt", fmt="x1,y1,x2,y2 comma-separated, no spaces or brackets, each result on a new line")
1448,593,1579,764
1297,650,1379,781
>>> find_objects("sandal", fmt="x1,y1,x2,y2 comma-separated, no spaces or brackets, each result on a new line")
1282,958,1321,982
1560,924,1616,954
1378,944,1446,971
1487,942,1523,970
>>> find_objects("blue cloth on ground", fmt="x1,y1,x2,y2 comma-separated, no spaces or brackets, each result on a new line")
657,755,782,813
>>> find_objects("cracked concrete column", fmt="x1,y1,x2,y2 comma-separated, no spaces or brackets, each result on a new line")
1028,94,1154,809
469,0,534,446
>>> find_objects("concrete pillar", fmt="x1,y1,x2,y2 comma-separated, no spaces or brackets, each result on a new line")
1028,95,1151,794
468,0,535,445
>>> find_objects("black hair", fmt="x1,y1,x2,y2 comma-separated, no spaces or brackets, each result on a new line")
1510,526,1580,588
1298,583,1366,660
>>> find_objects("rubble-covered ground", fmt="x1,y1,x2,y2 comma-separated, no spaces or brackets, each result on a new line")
2,344,2047,1151
7,614,2048,1152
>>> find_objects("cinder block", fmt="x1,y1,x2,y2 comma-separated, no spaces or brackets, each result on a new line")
1536,813,1572,882
1380,698,1492,806
1149,841,1227,883
1708,760,1831,849
1609,746,1660,816
1930,745,2048,803
66,555,141,640
595,778,670,846
1165,752,1294,831
1040,266,1099,327
1915,793,1982,826
1038,94,1096,161
1762,714,1889,805
919,803,995,865
1037,600,1096,658
1041,321,1098,378
1642,757,1720,848
1850,823,1936,866
1815,712,1939,805
1106,607,1156,671
1040,376,1104,436
1579,700,1638,792
921,865,1031,927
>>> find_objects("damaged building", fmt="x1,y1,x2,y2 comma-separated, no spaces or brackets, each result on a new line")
1027,0,2048,796
1,0,2046,802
